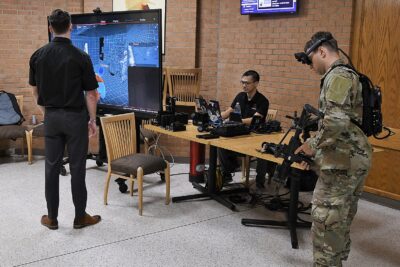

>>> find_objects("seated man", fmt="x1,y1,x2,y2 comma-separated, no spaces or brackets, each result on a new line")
219,70,276,188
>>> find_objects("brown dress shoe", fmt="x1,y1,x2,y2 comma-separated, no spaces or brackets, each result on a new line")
41,215,58,230
73,213,101,229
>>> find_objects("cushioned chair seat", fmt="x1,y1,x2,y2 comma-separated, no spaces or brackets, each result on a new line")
111,154,167,176
0,125,27,139
32,123,45,137
101,113,170,216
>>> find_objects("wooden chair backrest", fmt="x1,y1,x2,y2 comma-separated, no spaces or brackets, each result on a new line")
166,68,201,106
266,109,277,121
15,95,23,114
100,113,136,162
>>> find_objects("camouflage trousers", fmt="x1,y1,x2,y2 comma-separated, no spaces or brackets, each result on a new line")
311,168,369,267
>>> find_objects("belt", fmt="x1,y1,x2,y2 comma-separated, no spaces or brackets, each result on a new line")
45,106,85,112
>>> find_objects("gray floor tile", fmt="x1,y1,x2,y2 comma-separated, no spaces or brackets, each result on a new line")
0,159,399,267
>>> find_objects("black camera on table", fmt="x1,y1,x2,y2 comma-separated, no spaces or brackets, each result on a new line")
192,112,209,127
153,96,189,131
155,111,173,128
166,121,186,132
155,111,189,128
175,112,189,124
165,96,176,114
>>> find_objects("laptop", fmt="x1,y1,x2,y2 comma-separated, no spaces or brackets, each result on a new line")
207,100,223,126
194,98,208,113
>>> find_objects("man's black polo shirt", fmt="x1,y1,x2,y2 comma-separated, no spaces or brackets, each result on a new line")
29,37,98,108
230,91,269,120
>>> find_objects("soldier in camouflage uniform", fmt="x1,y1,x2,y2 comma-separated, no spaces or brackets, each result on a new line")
295,32,372,266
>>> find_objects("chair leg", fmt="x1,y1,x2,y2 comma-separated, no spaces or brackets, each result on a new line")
241,156,250,187
241,157,246,183
245,156,250,187
165,161,170,205
130,175,135,196
144,138,149,154
21,135,25,157
26,130,33,165
137,167,144,216
104,171,112,205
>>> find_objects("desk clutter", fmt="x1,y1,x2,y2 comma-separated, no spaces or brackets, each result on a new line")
154,110,188,131
210,121,250,137
152,96,188,132
151,96,282,136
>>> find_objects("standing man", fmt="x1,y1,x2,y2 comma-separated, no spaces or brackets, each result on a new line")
219,70,276,188
295,32,372,266
29,9,101,230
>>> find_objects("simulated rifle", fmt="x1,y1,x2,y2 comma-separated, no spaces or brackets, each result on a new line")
261,104,324,185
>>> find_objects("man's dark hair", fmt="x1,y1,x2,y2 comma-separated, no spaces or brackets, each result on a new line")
48,9,71,34
242,70,260,82
304,31,339,53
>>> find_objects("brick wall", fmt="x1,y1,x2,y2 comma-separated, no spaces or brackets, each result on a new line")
209,0,353,127
0,0,84,150
197,0,219,101
83,0,111,13
0,0,354,159
152,0,197,159
164,0,197,67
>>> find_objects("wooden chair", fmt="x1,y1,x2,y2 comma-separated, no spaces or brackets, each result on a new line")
26,123,44,164
15,95,26,156
15,95,23,112
140,119,159,154
266,109,277,121
0,95,27,159
100,113,170,216
241,109,278,186
165,68,202,107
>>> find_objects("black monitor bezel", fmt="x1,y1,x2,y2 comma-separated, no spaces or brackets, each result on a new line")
48,9,163,118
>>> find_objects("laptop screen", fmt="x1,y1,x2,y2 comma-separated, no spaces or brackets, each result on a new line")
195,98,208,113
207,100,223,126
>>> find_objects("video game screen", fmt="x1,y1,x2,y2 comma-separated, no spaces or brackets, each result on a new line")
66,10,162,116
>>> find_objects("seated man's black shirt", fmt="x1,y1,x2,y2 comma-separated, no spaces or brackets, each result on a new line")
29,37,98,108
230,91,269,121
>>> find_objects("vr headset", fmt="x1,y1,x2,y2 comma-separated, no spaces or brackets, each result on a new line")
294,37,331,65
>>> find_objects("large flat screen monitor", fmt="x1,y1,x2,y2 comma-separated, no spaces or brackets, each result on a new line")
49,10,163,118
241,0,298,15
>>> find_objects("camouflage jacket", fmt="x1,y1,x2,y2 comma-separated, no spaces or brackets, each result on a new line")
307,59,372,171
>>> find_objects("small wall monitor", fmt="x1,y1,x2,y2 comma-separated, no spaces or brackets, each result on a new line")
241,0,298,15
49,10,163,117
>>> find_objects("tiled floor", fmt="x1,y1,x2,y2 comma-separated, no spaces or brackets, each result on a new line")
0,157,399,267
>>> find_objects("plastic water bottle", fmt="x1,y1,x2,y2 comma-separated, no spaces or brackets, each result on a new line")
31,115,37,125
234,102,241,115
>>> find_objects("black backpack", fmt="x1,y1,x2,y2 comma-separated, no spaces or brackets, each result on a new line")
0,90,25,126
322,63,391,139
352,69,383,137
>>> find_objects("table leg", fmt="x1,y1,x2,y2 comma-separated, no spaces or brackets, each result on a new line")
172,145,241,211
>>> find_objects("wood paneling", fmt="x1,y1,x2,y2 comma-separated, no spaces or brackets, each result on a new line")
351,0,400,200
351,0,400,128
364,150,400,200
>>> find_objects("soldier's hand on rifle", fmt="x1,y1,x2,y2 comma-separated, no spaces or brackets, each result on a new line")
295,143,315,170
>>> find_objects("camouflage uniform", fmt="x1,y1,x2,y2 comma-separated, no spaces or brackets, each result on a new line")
306,59,372,267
